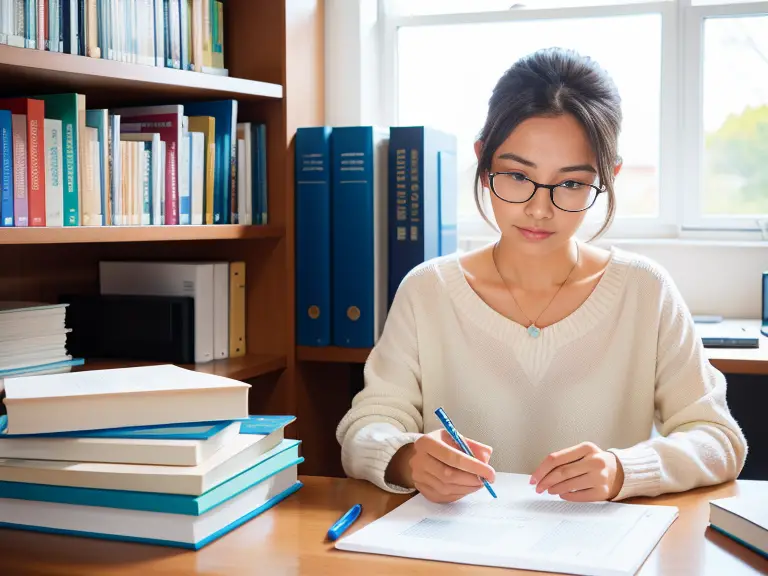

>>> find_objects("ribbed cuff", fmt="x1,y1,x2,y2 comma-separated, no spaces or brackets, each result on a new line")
607,444,662,501
341,422,422,494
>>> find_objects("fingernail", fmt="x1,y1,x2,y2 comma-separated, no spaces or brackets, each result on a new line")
529,476,536,485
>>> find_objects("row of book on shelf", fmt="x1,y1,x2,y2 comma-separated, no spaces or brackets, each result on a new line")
1,258,245,382
295,125,458,349
0,95,268,228
0,363,300,549
0,0,227,75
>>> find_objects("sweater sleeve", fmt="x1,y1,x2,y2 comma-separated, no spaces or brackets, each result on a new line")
335,275,425,493
608,268,748,501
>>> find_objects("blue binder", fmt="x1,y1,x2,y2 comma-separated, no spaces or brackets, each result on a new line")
295,127,333,346
331,126,389,348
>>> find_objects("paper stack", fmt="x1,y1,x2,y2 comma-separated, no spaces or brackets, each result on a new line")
0,302,84,379
0,364,302,549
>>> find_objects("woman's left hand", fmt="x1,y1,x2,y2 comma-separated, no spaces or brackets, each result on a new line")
529,442,625,502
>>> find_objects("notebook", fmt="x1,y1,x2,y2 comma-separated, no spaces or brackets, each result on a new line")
336,472,678,576
696,322,760,348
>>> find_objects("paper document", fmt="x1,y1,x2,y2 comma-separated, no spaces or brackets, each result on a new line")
336,473,678,576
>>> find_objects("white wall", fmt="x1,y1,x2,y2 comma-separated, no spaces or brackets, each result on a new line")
325,1,768,320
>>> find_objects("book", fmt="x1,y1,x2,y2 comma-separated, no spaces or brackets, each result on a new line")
1,364,250,435
709,495,767,559
0,463,301,550
0,430,273,495
335,472,678,576
0,420,243,466
0,438,301,514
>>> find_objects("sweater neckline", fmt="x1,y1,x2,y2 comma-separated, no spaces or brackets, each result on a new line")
442,244,632,348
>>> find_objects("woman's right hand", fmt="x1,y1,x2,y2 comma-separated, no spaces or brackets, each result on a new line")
389,429,496,503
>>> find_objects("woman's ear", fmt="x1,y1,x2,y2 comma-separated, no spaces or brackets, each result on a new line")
474,140,490,188
614,155,623,177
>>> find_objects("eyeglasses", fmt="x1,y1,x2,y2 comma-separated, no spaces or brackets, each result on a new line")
488,171,604,212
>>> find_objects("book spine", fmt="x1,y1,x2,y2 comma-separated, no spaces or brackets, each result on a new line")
11,114,28,227
25,100,46,226
44,119,64,227
295,127,332,347
0,112,14,227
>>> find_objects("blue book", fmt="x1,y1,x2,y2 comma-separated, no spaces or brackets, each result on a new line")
331,126,389,348
387,126,457,308
0,439,301,515
295,126,332,346
254,123,268,224
0,414,294,440
0,110,13,227
0,466,302,550
182,100,238,224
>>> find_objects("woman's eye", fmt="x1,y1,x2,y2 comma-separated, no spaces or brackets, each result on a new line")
509,172,527,181
560,180,585,189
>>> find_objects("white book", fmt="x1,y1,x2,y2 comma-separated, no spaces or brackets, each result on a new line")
191,131,204,225
336,472,679,576
213,262,229,360
0,463,298,548
0,429,272,495
2,364,250,435
709,495,767,558
43,119,64,227
236,122,252,224
0,421,254,466
99,261,215,363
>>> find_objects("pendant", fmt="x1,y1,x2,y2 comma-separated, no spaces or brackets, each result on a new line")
527,324,541,338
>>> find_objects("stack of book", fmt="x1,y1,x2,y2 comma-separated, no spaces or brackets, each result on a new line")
0,301,84,379
0,364,302,549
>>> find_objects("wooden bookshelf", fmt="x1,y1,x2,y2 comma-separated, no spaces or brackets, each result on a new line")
76,353,287,381
0,44,283,106
0,0,346,478
0,224,285,245
297,346,371,364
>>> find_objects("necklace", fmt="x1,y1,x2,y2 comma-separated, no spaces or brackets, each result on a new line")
491,240,580,338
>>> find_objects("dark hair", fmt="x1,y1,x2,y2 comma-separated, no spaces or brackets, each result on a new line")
474,47,622,240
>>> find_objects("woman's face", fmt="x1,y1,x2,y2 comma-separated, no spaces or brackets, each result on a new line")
476,113,600,257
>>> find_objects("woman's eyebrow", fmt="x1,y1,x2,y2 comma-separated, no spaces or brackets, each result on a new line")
497,152,596,174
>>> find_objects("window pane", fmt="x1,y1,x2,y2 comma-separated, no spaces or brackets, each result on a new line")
396,14,662,235
387,0,663,16
702,15,768,216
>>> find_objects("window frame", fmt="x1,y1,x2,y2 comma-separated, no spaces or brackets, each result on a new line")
381,0,768,241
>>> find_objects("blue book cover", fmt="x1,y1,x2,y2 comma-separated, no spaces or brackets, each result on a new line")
0,439,302,516
182,100,237,224
254,123,268,224
295,126,332,346
331,126,389,348
0,110,13,227
387,126,457,308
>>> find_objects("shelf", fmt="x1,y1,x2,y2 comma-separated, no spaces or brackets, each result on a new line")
0,224,284,245
75,353,288,381
297,346,371,363
0,45,282,103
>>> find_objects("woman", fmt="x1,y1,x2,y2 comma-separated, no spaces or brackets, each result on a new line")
335,47,747,504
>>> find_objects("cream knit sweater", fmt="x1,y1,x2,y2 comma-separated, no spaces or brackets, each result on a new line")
335,247,748,501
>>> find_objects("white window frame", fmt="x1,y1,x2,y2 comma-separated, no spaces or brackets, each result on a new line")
682,0,768,235
380,0,768,241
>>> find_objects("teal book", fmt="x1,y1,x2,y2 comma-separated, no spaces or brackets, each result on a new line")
35,94,82,226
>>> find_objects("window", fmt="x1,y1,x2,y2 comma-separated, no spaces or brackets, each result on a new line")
383,0,768,240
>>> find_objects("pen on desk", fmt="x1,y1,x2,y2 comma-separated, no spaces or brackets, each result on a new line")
434,407,497,498
326,503,363,541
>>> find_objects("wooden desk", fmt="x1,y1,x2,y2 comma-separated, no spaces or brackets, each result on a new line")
704,319,768,375
0,476,765,575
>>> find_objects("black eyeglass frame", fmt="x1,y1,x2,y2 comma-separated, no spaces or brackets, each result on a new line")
488,171,605,213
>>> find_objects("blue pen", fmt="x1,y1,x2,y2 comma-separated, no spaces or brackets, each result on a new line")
434,407,497,498
327,503,363,541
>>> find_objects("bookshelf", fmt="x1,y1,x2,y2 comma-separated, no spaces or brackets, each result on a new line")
0,1,345,477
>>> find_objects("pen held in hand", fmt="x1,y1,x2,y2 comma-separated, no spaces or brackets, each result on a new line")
434,407,497,498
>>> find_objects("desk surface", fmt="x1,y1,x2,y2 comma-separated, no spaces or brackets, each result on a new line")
0,476,766,575
704,319,768,375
